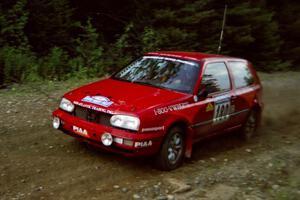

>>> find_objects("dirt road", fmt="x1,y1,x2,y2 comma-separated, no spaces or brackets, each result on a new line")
0,72,299,200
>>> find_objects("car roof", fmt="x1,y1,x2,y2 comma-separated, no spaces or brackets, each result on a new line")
145,51,246,62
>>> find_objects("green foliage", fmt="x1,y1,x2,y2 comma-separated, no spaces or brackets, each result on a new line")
0,46,38,83
224,2,284,70
141,27,162,52
0,0,31,85
150,0,220,52
39,47,69,80
0,0,29,48
25,0,74,55
267,0,300,69
70,18,105,78
67,57,87,80
110,22,136,68
0,0,299,85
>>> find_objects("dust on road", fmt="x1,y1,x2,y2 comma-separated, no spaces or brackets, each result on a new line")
0,72,299,200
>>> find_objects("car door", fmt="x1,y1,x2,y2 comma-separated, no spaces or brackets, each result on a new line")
227,61,256,127
193,61,233,139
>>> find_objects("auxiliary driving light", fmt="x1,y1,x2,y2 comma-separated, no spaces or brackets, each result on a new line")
123,139,134,147
113,137,123,144
52,117,60,129
113,137,134,146
101,133,113,146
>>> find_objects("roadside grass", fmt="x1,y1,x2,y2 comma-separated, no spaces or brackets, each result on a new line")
273,189,299,200
0,77,100,98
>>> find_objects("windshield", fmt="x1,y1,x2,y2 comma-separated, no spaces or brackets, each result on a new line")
112,56,200,94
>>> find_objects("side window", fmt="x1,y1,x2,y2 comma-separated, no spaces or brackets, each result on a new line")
200,62,231,94
228,62,254,88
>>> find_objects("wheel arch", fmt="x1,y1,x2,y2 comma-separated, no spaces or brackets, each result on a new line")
164,118,194,158
251,100,263,126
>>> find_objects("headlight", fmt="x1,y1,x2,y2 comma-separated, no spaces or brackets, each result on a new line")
110,115,140,131
52,117,60,129
59,97,74,112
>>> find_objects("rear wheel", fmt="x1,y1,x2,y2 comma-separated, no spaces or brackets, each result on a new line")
156,126,185,171
241,110,260,140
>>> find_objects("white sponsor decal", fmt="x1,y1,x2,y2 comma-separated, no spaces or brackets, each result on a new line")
154,102,189,115
82,96,113,107
73,125,88,136
213,94,231,102
134,141,153,148
74,101,115,115
141,126,164,132
143,56,197,66
179,94,231,110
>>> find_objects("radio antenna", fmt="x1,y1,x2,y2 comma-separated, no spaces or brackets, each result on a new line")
218,5,227,54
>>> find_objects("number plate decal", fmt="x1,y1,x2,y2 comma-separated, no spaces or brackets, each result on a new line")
213,98,231,123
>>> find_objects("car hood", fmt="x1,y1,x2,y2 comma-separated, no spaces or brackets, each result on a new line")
64,78,189,114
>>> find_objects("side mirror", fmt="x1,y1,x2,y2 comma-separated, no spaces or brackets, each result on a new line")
198,88,208,100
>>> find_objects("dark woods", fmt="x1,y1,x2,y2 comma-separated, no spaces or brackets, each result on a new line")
0,0,299,85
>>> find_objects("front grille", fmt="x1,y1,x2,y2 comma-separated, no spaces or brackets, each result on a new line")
74,105,112,127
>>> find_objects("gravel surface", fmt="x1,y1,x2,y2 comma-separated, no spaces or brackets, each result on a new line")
0,72,300,200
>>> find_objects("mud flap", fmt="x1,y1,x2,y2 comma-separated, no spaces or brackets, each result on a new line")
184,127,194,158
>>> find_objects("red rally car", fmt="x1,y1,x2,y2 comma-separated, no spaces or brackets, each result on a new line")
52,51,263,170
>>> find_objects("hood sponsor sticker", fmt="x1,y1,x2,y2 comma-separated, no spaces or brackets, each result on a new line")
82,96,113,107
74,101,115,115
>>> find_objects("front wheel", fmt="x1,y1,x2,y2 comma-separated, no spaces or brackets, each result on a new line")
156,126,185,171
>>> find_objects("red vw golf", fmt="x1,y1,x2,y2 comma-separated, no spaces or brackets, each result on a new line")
52,51,263,170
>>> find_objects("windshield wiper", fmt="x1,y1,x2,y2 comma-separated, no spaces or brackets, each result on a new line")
136,80,190,93
133,80,170,90
132,80,155,86
111,76,132,83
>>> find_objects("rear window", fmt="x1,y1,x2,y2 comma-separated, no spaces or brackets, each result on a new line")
228,62,254,88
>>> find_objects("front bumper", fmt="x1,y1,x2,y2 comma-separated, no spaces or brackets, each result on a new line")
52,109,164,157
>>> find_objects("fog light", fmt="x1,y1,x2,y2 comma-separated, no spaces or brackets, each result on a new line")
101,133,113,146
113,137,123,144
123,139,134,147
53,117,60,129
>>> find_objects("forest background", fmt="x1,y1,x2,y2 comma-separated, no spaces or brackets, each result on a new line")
0,0,299,85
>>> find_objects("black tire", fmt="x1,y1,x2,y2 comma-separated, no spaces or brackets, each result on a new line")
240,110,260,141
155,126,185,171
